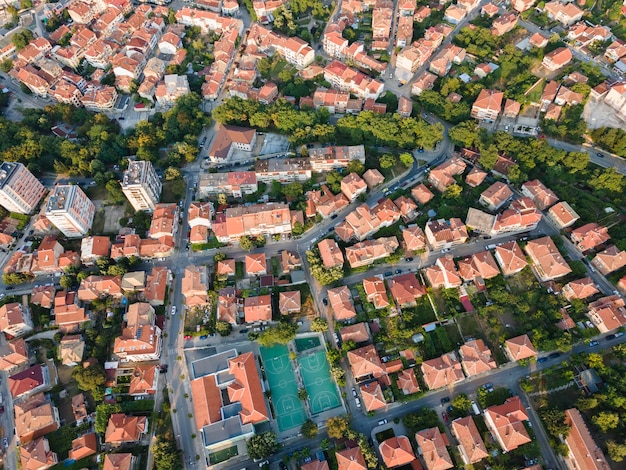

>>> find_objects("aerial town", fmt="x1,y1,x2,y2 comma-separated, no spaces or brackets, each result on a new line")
0,0,624,467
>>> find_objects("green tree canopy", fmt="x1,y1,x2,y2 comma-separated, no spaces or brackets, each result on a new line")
326,415,350,439
301,419,318,438
73,364,107,401
257,322,298,347
310,317,328,332
246,432,280,460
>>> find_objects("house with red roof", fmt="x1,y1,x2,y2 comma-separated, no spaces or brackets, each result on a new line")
389,273,426,308
412,184,435,205
105,414,148,445
570,223,610,253
484,397,531,452
504,334,537,362
279,291,301,315
68,432,97,461
547,201,580,229
328,286,357,321
340,323,371,344
379,437,416,468
396,369,420,395
586,295,626,333
245,253,267,276
402,225,427,253
337,447,367,470
360,381,387,411
244,295,272,322
415,427,453,470
563,408,610,470
421,352,464,390
9,364,52,400
591,245,626,275
20,437,58,470
562,278,599,301
363,276,390,309
494,241,528,276
459,339,496,376
451,416,489,464
524,236,571,281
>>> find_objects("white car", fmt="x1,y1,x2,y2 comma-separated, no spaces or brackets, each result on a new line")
355,397,361,408
171,306,176,316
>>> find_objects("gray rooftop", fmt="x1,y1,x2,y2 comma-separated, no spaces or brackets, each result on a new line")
191,348,238,379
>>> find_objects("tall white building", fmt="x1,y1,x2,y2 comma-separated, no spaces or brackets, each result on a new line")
45,185,96,238
121,160,162,212
0,162,46,214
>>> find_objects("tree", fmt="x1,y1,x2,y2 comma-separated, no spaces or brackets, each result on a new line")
283,182,303,199
607,440,626,462
105,179,126,204
310,317,328,332
451,394,472,412
540,409,569,438
0,59,12,73
444,183,463,199
301,419,318,438
95,403,122,434
246,432,280,460
215,321,232,336
217,193,227,205
11,30,34,51
589,167,625,193
449,121,479,148
73,364,107,401
59,274,75,289
153,437,183,470
239,236,254,251
292,221,304,236
575,396,598,411
585,352,605,370
478,144,499,170
346,159,365,175
326,415,350,439
399,152,413,168
298,388,308,401
257,322,298,346
379,154,396,169
592,411,619,433
164,166,182,180
2,272,34,285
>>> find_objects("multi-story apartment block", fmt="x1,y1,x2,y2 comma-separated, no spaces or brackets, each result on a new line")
247,24,314,69
308,145,366,172
212,203,297,243
45,185,96,238
0,162,45,214
198,172,258,198
121,160,162,212
255,159,312,183
324,60,384,100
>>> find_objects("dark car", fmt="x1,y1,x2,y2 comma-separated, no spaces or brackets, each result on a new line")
405,257,413,262
596,152,604,158
240,329,249,334
6,287,14,291
606,334,616,341
331,214,338,219
384,271,393,277
548,352,561,359
417,147,425,153
537,357,548,363
395,269,402,274
440,397,450,404
0,405,4,413
323,298,328,306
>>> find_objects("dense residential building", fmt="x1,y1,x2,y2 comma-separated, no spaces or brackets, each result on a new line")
308,145,366,171
570,223,611,253
255,159,312,183
520,180,559,210
542,47,573,71
155,74,190,107
105,414,148,445
8,364,53,400
182,266,209,308
247,23,314,69
198,171,258,198
428,157,466,192
324,60,384,100
318,238,345,269
328,286,357,322
562,277,599,301
336,447,367,470
345,237,399,268
525,236,571,281
0,162,45,214
543,1,583,26
0,302,34,338
80,236,111,265
45,185,95,237
0,338,29,372
563,408,610,470
20,437,58,470
77,275,123,302
113,302,162,362
471,89,504,121
212,203,298,243
388,273,425,308
586,295,626,333
121,160,162,212
14,393,60,443
479,182,513,211
424,218,468,250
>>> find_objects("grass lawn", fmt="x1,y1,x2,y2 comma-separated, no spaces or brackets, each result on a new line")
209,445,239,464
525,78,545,103
91,209,105,234
84,185,108,200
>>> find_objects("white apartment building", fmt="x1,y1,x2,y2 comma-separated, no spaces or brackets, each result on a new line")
0,162,46,214
45,185,96,238
121,160,162,212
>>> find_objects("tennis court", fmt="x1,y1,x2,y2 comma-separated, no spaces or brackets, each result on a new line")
260,345,307,432
299,351,341,415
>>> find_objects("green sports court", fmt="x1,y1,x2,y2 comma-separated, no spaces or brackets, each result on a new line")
260,345,307,432
298,350,341,415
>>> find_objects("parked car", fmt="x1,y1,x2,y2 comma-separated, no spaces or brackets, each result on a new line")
239,329,249,334
0,405,4,413
616,332,624,338
378,419,388,425
483,383,494,392
2,437,8,448
355,397,361,408
352,388,357,398
184,335,192,340
258,460,269,468
537,357,548,363
442,412,449,423
440,397,450,404
606,334,616,341
395,269,402,274
199,335,208,340
589,340,600,347
548,352,561,359
405,257,413,262
322,298,328,306
331,214,338,219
